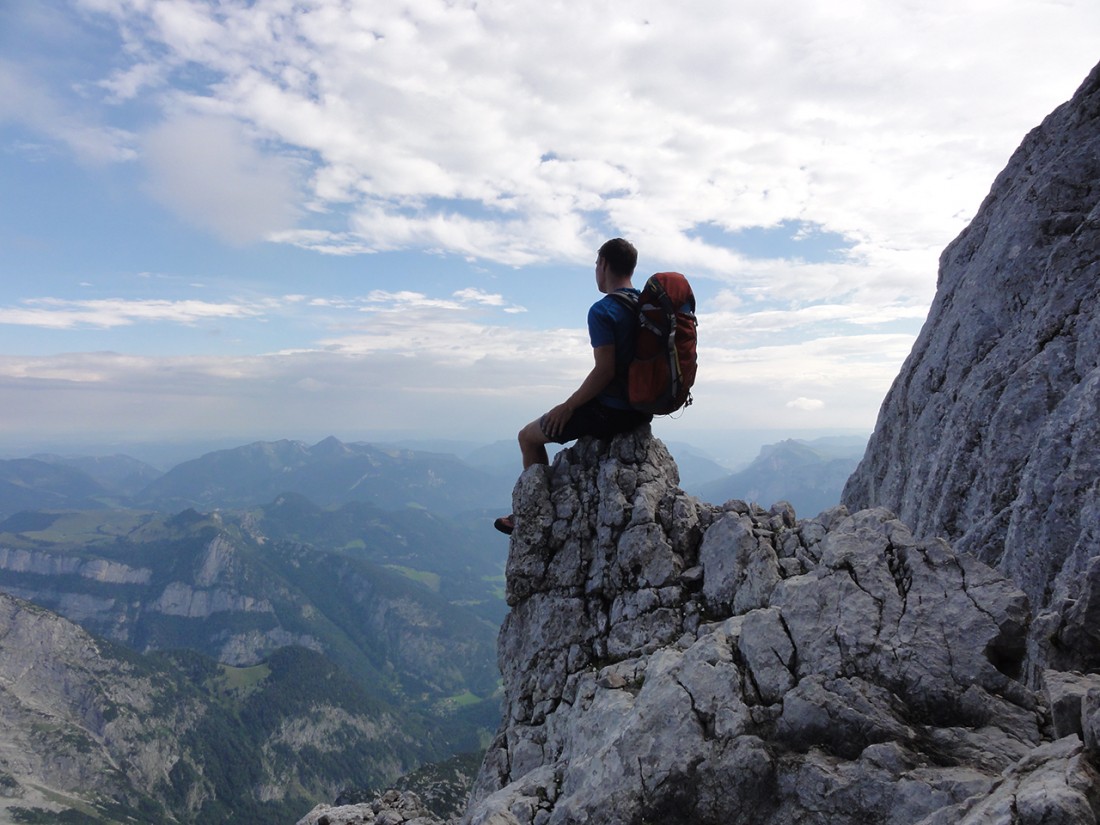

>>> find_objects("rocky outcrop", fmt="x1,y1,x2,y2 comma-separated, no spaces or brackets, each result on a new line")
0,591,203,821
0,547,151,583
297,790,442,825
458,428,1100,825
0,590,448,822
149,579,274,617
843,60,1100,679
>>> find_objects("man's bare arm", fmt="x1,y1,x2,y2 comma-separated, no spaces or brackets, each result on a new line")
541,344,616,437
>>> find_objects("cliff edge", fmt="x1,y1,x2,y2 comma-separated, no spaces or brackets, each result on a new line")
459,429,1099,825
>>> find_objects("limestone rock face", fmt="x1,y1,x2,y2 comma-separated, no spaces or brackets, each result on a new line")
0,592,204,821
461,429,1099,825
0,547,151,584
842,61,1100,678
296,790,441,825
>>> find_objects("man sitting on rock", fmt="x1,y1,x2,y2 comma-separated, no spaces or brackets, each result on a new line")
494,238,653,534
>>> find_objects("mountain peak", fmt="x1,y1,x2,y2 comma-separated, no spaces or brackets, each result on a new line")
310,435,350,455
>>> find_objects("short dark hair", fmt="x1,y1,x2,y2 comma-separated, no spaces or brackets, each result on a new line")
598,238,638,278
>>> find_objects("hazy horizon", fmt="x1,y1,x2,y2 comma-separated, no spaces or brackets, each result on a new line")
0,424,871,474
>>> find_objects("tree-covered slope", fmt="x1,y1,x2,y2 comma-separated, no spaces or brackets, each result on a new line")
0,593,455,824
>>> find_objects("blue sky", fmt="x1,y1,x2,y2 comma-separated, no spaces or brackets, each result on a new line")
1,0,1098,466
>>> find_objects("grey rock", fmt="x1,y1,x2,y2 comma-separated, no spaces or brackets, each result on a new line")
296,790,444,825
1045,669,1100,740
0,547,151,584
736,607,795,704
915,737,1100,825
699,512,780,614
0,592,205,820
1084,688,1100,757
462,428,1096,825
842,60,1100,679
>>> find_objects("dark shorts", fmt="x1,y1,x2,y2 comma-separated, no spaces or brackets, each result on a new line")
541,399,652,445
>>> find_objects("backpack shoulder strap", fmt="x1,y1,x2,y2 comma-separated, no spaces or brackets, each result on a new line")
609,289,639,309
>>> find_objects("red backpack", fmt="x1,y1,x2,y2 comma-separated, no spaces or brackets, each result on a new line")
613,272,698,415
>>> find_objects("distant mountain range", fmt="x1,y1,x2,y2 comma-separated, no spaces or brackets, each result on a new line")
0,432,865,821
134,436,511,515
0,437,512,520
691,436,868,518
0,433,863,521
0,438,516,820
0,458,116,514
32,451,164,496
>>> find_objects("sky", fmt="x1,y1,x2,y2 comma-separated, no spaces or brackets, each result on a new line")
1,0,1098,467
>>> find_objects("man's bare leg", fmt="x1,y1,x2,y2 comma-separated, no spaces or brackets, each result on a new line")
518,419,551,469
494,420,553,534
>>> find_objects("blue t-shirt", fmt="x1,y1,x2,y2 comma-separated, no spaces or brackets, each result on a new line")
587,288,639,409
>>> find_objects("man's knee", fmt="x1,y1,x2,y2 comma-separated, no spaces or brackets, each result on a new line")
519,419,544,447
518,419,551,469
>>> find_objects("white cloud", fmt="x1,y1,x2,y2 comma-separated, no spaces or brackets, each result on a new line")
0,287,911,444
98,60,165,102
454,288,504,306
0,329,592,443
142,113,302,244
4,0,1098,450
68,0,1100,284
0,288,532,333
362,290,466,311
0,59,137,164
787,397,826,412
700,299,930,349
0,298,265,329
454,288,527,313
267,229,379,256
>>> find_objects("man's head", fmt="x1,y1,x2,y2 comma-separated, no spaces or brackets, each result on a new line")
597,238,638,279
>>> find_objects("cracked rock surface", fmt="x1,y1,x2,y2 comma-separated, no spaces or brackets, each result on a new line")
842,59,1100,681
297,790,441,825
462,429,1099,825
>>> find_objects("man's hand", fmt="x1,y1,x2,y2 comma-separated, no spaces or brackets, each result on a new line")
541,401,575,438
541,344,613,438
